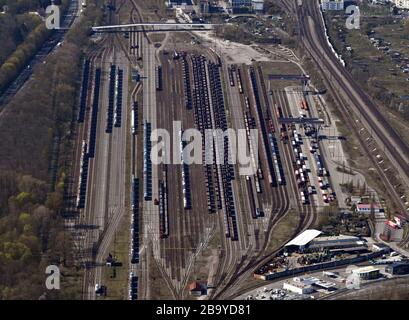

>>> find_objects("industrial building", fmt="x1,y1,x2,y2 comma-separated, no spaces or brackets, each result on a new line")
382,220,404,242
284,229,366,253
352,266,380,280
385,262,409,275
167,0,194,8
356,203,382,214
283,276,337,294
320,0,344,11
308,235,365,250
283,280,313,295
229,0,264,13
230,0,252,11
284,229,322,251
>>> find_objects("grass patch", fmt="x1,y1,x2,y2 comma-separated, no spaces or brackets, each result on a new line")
133,0,171,22
100,214,131,300
148,250,175,300
100,64,134,300
267,209,300,252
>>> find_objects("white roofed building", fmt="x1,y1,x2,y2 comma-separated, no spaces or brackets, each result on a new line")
283,280,314,295
285,230,367,252
352,266,380,280
229,0,264,13
285,229,322,251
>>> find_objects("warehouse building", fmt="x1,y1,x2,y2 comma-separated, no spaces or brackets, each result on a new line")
312,234,361,246
284,229,322,251
308,235,365,250
229,0,264,13
230,0,252,11
284,229,366,252
385,262,409,275
283,280,313,295
352,266,380,280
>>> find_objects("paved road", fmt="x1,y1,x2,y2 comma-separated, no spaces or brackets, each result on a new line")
0,0,81,111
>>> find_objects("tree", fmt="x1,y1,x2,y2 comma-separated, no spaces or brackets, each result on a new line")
0,0,103,300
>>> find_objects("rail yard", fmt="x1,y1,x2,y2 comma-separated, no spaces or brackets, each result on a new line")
58,0,409,302
72,32,335,299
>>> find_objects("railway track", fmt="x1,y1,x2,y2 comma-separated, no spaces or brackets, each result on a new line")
128,0,186,299
209,0,409,300
213,60,325,299
80,0,320,301
78,0,138,299
281,0,409,251
78,0,394,301
297,1,409,214
79,0,409,301
81,39,116,299
131,76,179,300
275,0,409,244
274,88,317,229
212,63,297,300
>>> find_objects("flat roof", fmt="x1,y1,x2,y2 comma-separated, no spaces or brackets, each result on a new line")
314,280,336,289
352,266,379,274
285,229,322,247
284,281,311,288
